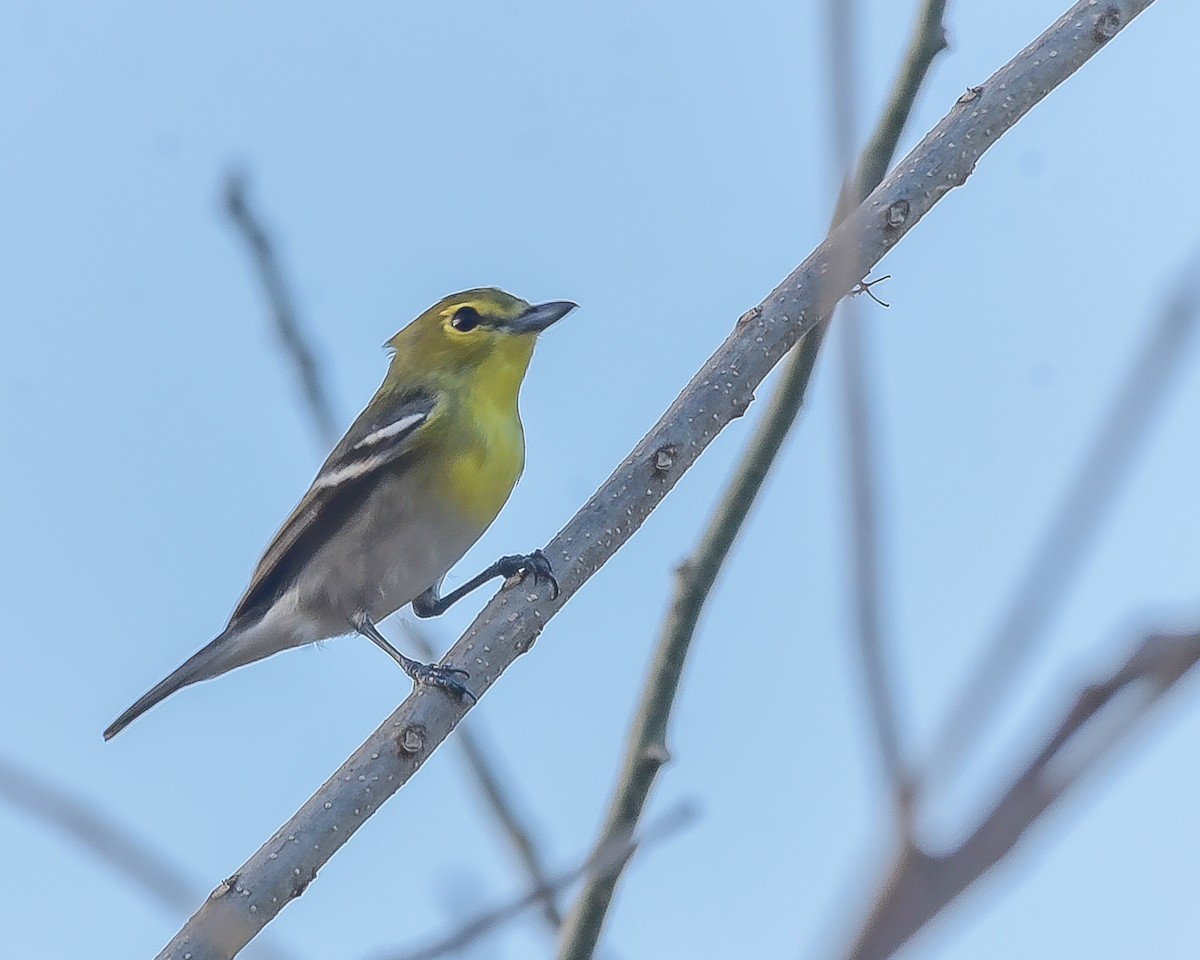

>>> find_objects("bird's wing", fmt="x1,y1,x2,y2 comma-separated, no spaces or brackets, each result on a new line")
228,389,437,624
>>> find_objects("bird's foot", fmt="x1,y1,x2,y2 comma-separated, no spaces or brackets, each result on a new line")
353,610,477,704
496,549,560,601
402,659,477,704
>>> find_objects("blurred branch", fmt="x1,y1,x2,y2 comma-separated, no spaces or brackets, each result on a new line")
0,754,196,912
843,627,1200,960
826,0,951,824
554,3,949,956
828,0,916,826
223,172,340,449
226,173,564,934
835,0,949,223
378,802,696,960
401,624,564,930
840,223,1200,960
161,3,1154,956
0,755,296,960
925,236,1200,789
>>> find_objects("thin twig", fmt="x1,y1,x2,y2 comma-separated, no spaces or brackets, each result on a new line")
228,174,564,933
925,238,1200,789
553,3,950,956
223,173,340,449
0,755,297,960
0,754,196,911
160,5,1155,956
378,803,696,960
828,0,911,822
842,628,1200,960
840,232,1200,959
835,0,950,223
823,0,949,814
401,624,564,930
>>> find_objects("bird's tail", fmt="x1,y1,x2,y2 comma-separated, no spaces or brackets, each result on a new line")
103,622,257,740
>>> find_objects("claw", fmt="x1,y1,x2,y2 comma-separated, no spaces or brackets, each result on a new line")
519,549,560,601
497,550,560,601
408,661,477,704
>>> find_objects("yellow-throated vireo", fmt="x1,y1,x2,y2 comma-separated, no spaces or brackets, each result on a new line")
104,288,576,740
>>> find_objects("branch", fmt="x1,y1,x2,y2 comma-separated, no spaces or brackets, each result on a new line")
0,755,296,960
0,754,195,912
401,624,564,930
925,233,1200,789
378,803,695,960
554,2,949,955
223,173,340,449
160,3,1155,956
842,628,1200,960
828,0,917,825
836,0,949,222
839,231,1200,957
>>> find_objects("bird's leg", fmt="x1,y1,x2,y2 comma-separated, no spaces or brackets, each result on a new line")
352,612,476,704
411,548,559,619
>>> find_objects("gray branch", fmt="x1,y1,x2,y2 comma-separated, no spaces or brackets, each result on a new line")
837,233,1200,958
379,803,695,960
842,628,1200,960
0,755,296,960
401,624,564,930
552,2,950,956
828,0,915,825
924,243,1200,788
159,2,1155,956
0,754,196,913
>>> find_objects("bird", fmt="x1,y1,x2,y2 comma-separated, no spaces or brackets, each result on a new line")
104,288,576,740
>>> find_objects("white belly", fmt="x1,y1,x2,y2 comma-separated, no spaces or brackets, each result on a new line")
291,472,482,635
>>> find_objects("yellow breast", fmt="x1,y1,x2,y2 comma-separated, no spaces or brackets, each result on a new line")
441,394,526,528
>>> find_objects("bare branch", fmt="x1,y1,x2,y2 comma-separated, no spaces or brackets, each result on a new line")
0,753,196,912
553,2,950,955
828,0,911,822
925,237,1200,788
379,803,695,960
836,0,949,223
159,4,1156,956
842,628,1200,960
401,624,563,930
223,172,340,449
840,227,1200,960
0,755,298,960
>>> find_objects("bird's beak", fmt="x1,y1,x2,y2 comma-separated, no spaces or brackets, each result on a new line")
509,300,578,334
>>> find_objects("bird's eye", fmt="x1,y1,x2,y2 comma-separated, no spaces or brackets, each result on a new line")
450,306,481,332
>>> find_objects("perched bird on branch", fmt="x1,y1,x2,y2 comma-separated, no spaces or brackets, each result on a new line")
104,288,576,740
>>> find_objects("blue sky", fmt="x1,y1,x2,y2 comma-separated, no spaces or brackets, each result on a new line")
3,2,1199,958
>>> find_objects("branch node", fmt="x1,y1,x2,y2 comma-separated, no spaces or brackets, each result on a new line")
397,725,427,754
1094,7,1122,43
654,445,677,472
885,198,911,228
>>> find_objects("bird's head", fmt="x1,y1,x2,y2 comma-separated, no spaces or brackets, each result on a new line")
386,288,576,395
